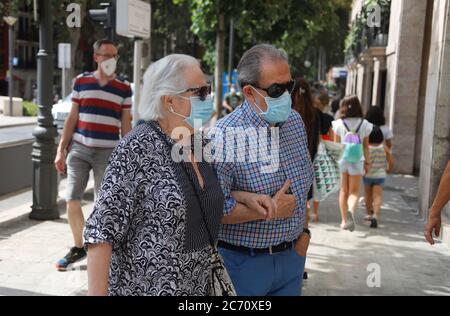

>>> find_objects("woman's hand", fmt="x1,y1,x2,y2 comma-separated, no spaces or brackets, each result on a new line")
231,191,277,220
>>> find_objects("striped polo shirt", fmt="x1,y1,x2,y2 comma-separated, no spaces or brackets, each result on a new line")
71,72,132,148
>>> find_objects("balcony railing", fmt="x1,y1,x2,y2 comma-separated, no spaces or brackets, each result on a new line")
345,0,391,62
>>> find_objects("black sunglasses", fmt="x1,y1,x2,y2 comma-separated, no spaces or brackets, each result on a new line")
252,80,296,98
183,85,212,101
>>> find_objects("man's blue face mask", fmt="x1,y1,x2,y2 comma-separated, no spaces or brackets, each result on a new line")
251,86,293,125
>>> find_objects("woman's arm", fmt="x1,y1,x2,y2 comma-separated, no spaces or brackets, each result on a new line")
430,161,450,215
229,180,296,223
425,161,450,245
385,139,393,150
384,145,394,174
87,243,113,296
363,137,370,174
331,129,341,143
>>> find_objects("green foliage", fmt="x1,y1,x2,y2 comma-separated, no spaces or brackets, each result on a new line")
22,101,38,117
175,0,352,76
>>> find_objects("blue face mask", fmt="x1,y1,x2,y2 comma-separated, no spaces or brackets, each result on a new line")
252,87,292,125
170,95,214,128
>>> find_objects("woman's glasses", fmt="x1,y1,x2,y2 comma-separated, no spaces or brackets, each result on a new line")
182,85,212,101
252,80,296,98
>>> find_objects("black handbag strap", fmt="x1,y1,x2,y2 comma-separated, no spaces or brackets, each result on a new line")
146,121,217,249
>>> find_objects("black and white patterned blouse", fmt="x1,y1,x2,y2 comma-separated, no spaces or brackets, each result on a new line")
84,121,224,296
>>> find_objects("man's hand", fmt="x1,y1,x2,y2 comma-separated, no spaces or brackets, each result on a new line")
425,211,442,245
295,233,310,257
55,150,66,174
272,180,296,219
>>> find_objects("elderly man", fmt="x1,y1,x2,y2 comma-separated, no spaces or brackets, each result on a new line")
210,44,314,296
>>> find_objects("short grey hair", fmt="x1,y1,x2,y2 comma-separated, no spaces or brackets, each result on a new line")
237,44,289,89
93,39,116,54
139,54,200,121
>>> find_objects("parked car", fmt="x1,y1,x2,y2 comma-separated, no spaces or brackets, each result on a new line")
52,93,72,131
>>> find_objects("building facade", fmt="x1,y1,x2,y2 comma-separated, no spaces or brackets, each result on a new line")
0,4,38,101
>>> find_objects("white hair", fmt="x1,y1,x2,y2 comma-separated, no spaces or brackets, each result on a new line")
138,54,200,121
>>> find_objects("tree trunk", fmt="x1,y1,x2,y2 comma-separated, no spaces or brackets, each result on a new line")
214,12,226,118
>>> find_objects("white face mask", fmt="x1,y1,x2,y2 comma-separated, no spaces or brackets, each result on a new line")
100,58,117,77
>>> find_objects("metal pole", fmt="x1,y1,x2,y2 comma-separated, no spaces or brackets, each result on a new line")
30,0,59,220
133,39,143,126
227,18,235,91
8,24,14,116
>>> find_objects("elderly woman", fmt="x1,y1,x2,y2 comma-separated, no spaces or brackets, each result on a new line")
84,54,229,296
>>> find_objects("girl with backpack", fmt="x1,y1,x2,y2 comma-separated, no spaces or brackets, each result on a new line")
332,96,373,231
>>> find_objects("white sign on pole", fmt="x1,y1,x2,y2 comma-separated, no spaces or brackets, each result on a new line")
116,0,151,39
58,43,71,98
58,43,71,69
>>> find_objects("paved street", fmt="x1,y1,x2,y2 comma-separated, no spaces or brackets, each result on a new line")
0,174,449,296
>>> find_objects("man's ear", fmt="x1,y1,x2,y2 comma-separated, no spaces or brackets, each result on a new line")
242,85,255,104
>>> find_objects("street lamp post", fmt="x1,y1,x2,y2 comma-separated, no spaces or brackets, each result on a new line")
3,16,17,116
30,0,59,220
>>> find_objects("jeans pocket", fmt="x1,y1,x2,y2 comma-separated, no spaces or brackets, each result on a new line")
292,249,306,263
219,248,249,270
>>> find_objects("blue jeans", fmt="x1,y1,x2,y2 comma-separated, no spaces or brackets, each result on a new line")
219,247,306,296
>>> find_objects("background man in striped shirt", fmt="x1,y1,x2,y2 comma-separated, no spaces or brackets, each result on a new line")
54,39,132,271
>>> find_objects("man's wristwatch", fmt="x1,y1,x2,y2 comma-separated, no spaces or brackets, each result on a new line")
303,228,311,239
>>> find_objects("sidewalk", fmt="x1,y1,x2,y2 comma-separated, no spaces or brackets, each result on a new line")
303,175,450,296
0,177,94,296
0,114,37,129
0,175,449,296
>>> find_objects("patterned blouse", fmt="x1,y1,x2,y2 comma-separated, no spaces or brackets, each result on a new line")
84,121,224,296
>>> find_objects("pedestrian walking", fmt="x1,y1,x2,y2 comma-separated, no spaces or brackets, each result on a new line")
54,39,132,271
84,54,231,296
292,77,320,224
332,95,373,231
363,126,394,228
